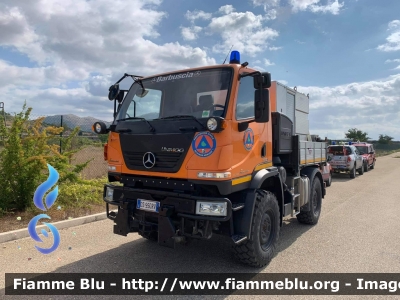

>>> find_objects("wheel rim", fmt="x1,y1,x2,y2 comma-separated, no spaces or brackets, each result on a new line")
260,210,275,251
312,190,318,213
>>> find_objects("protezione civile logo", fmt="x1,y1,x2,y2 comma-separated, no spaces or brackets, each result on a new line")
27,164,61,254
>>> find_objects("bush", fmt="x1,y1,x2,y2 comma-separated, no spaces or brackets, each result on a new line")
56,177,108,208
0,103,91,212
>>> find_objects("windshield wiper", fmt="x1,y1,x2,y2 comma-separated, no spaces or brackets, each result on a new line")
155,115,205,129
117,117,155,132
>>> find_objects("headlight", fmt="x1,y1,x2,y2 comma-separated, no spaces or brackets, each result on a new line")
196,201,227,216
108,165,116,171
104,186,114,201
207,118,218,131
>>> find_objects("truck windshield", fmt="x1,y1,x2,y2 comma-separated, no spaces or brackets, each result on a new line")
116,67,233,121
355,146,368,154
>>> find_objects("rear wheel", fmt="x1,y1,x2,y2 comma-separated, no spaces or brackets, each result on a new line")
350,166,356,178
371,161,375,169
358,163,364,175
297,176,322,225
233,190,280,268
364,161,369,172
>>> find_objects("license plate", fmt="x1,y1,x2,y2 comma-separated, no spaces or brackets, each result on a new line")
136,199,160,213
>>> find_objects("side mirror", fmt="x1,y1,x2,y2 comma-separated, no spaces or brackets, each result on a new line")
254,72,271,89
108,84,120,100
92,122,108,134
116,90,125,103
254,89,270,123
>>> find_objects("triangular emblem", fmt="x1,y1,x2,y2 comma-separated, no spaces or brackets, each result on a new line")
246,134,252,144
197,136,211,149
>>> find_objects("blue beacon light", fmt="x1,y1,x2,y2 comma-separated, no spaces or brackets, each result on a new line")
229,51,240,64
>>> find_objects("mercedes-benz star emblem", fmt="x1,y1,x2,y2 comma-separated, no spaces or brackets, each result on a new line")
143,152,156,169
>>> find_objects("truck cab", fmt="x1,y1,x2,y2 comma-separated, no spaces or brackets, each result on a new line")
93,51,327,268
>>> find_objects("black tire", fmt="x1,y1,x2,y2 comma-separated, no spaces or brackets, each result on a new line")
233,190,280,268
326,172,332,187
364,161,369,172
350,166,356,178
140,231,158,242
371,161,375,169
358,164,364,175
296,176,322,225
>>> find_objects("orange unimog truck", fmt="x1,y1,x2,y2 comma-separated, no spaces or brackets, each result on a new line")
93,51,327,267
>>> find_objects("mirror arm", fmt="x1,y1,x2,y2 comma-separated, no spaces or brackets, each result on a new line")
239,71,262,79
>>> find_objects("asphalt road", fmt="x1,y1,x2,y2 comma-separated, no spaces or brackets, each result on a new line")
1,152,400,300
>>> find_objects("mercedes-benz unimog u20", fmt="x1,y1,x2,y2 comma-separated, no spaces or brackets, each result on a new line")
93,51,327,267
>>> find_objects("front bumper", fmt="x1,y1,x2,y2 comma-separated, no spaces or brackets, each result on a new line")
103,184,232,248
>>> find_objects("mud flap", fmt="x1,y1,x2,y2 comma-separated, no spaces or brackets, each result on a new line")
113,202,130,236
158,205,176,249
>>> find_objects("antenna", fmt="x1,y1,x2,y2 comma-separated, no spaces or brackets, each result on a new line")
222,45,234,64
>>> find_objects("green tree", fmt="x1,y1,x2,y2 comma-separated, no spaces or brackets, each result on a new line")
345,128,370,142
0,103,91,211
378,134,394,144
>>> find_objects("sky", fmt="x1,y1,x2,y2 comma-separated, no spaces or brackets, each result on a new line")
0,0,399,140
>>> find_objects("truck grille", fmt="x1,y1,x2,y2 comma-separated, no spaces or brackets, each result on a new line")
123,151,183,172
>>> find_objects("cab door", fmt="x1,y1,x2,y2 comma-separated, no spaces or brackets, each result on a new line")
230,74,268,180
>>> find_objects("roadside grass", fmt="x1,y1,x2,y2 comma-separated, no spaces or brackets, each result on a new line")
0,144,120,232
375,149,400,157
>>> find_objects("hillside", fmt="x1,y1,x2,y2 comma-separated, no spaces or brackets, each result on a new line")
43,114,112,132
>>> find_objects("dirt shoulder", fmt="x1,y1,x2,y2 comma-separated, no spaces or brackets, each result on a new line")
0,204,107,233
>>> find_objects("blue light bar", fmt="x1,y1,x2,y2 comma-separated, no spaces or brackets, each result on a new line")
229,50,240,64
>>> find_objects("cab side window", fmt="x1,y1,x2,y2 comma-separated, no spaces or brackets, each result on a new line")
236,76,254,120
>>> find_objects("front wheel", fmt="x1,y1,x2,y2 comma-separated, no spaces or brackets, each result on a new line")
326,172,332,187
140,231,158,242
297,176,322,225
233,190,280,268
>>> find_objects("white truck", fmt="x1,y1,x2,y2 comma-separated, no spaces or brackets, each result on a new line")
327,144,364,178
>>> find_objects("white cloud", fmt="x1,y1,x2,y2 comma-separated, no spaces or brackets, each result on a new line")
264,59,275,66
378,20,400,52
388,20,400,30
386,59,400,63
252,0,343,15
297,74,400,140
208,7,279,56
289,0,344,15
185,10,212,23
269,46,282,51
277,79,288,85
251,0,280,10
251,0,279,19
385,58,400,70
218,5,235,14
0,0,217,119
181,26,202,41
